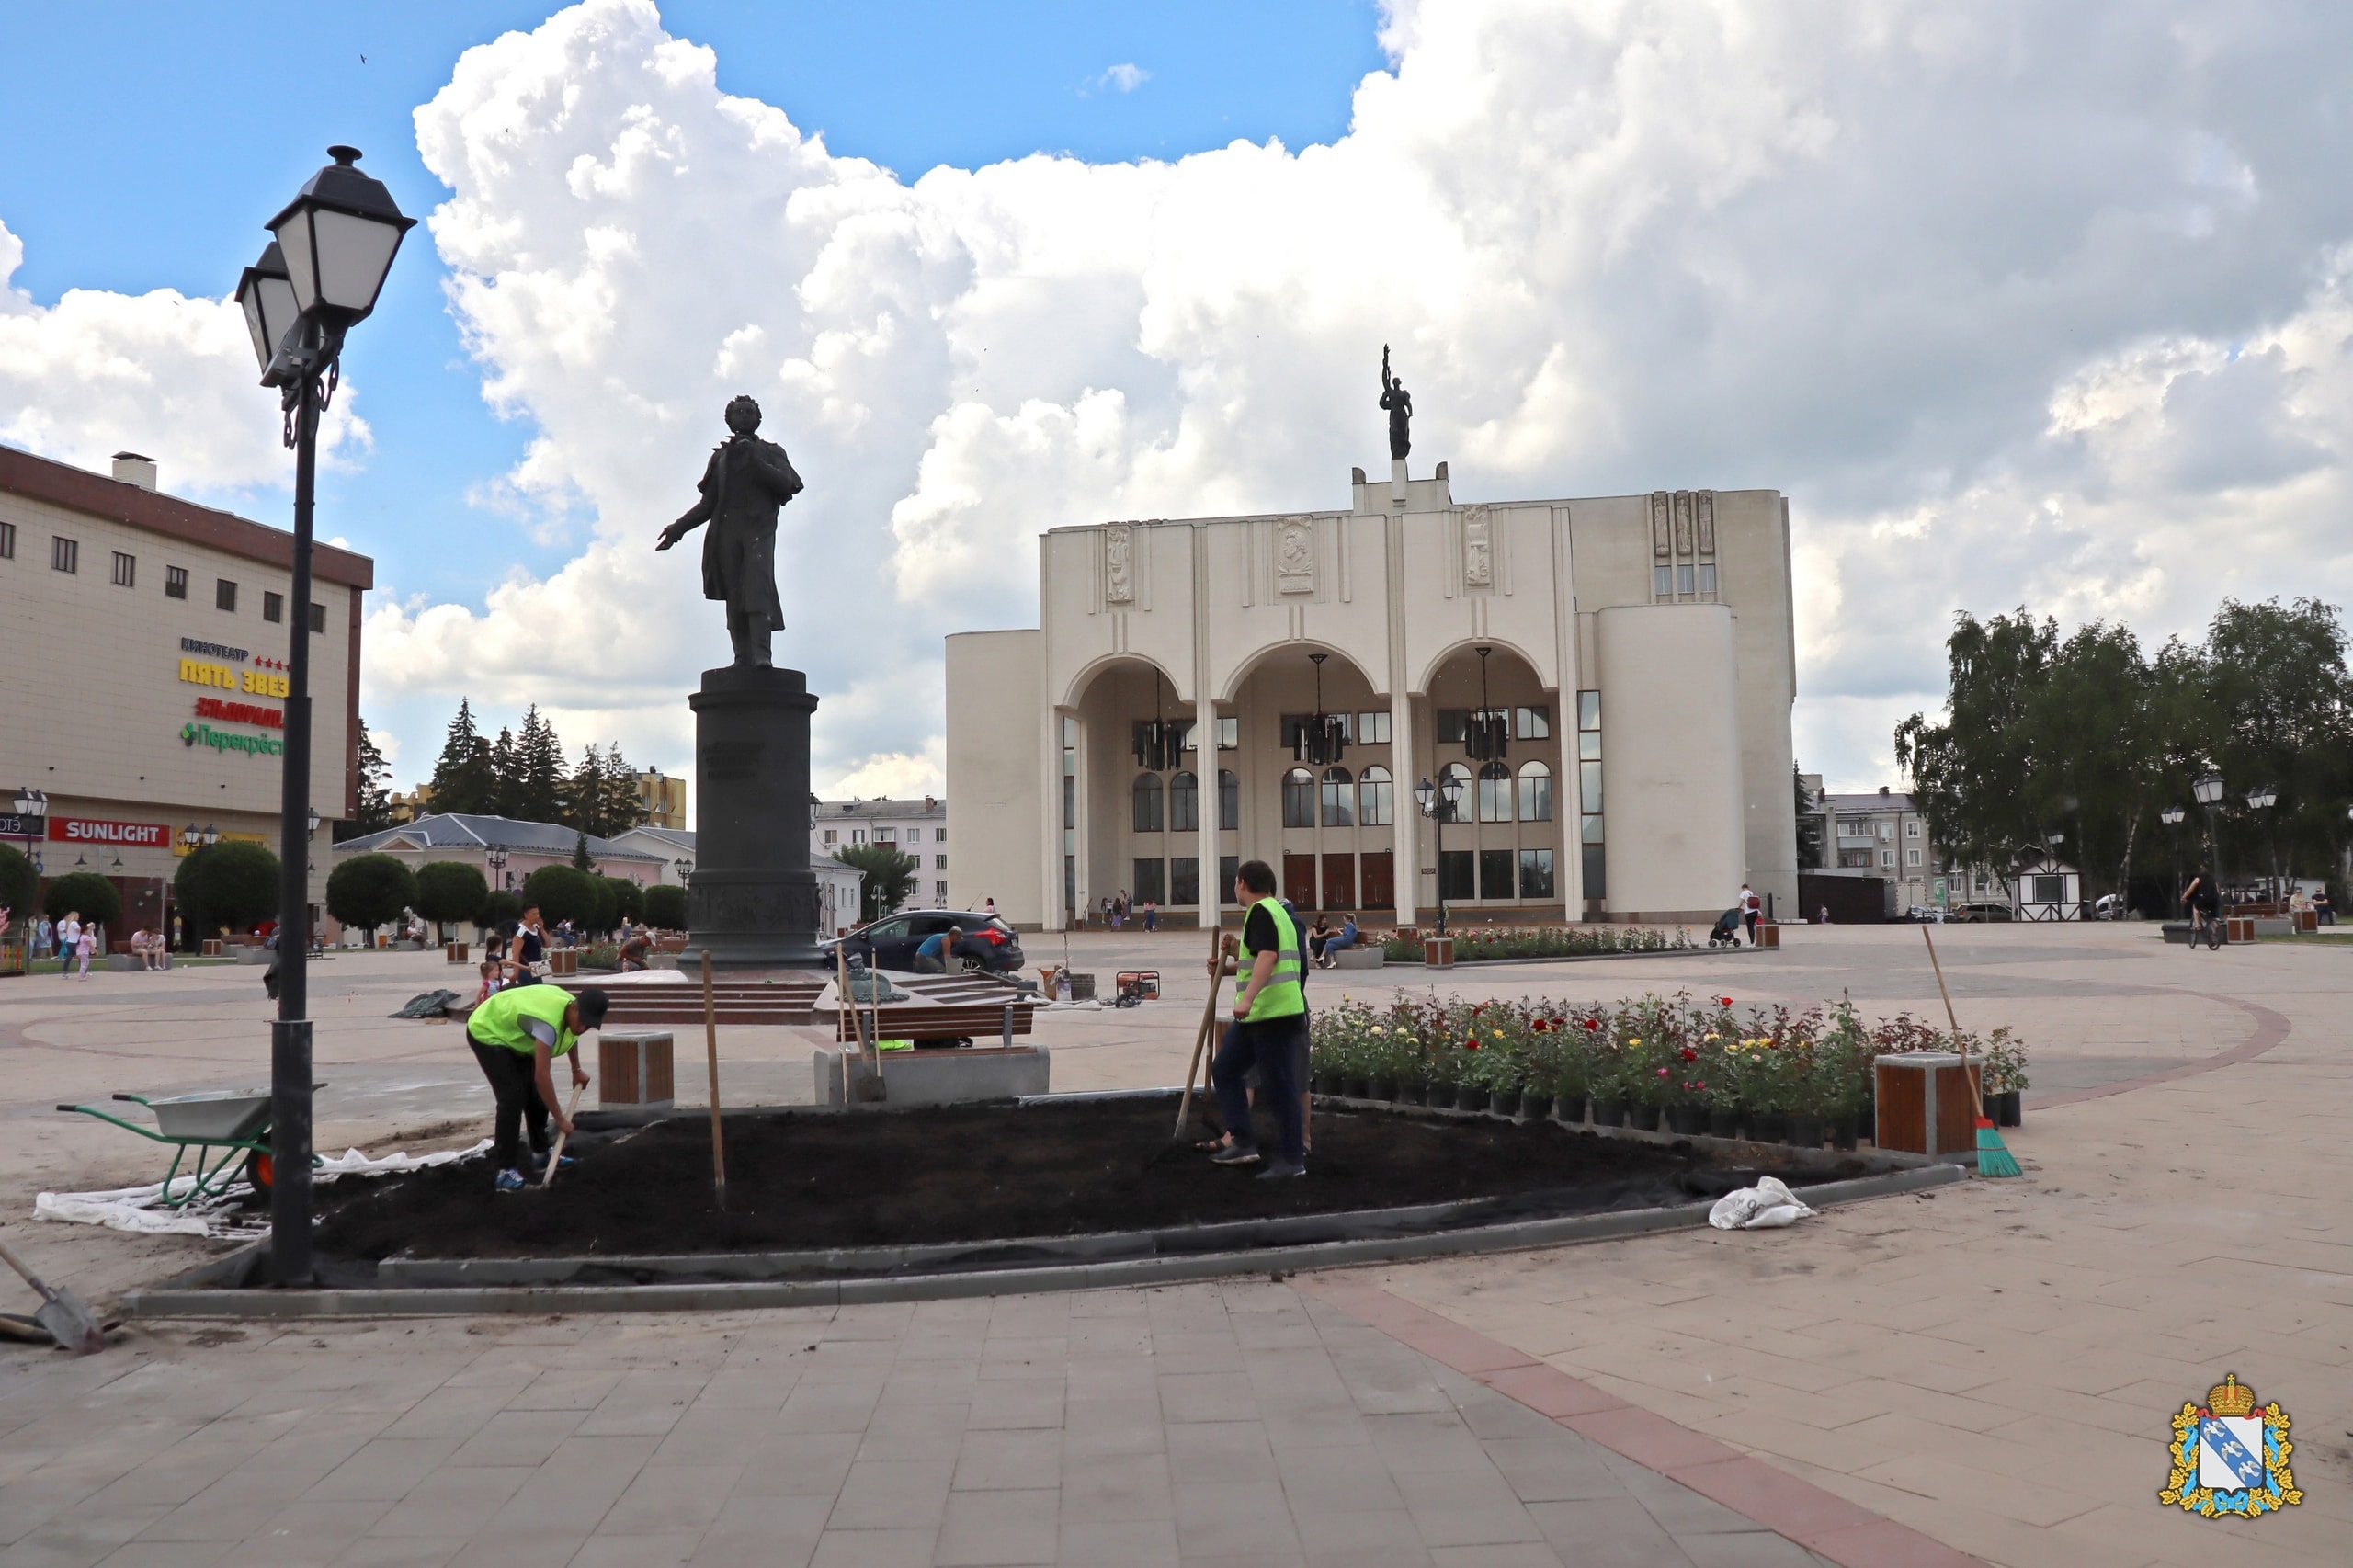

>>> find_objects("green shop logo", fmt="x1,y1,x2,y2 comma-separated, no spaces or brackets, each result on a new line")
181,722,285,757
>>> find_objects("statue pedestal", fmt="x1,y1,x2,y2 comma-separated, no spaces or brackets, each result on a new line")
1390,457,1409,508
682,665,825,969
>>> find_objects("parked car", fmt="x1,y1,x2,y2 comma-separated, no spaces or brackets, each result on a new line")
1904,904,1948,923
2092,893,2127,921
826,910,1027,975
1949,902,2015,923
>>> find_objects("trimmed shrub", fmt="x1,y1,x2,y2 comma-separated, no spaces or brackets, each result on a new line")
603,876,645,926
480,890,523,931
644,883,687,930
42,870,121,930
519,864,598,928
0,844,36,927
175,842,279,935
326,853,415,939
414,860,489,937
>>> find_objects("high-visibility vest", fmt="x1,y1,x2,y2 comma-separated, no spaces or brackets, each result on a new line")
467,983,579,1057
1238,897,1306,1022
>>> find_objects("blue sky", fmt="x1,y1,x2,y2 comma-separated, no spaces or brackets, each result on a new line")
0,0,1384,725
7,1,2351,806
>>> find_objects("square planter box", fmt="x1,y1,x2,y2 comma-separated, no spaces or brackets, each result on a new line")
1756,923,1780,949
445,941,471,963
547,949,580,977
1423,937,1455,968
599,1030,675,1108
1873,1052,1976,1157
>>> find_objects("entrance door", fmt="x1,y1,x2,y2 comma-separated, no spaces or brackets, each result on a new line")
1321,854,1356,913
1282,854,1318,911
1358,851,1394,910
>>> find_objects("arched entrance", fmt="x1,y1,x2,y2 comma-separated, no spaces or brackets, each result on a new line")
1413,642,1566,919
1224,645,1395,918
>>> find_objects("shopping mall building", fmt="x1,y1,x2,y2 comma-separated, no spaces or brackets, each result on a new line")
947,460,1798,931
0,446,370,940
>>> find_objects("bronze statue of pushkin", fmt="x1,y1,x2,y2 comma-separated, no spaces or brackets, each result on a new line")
656,395,803,667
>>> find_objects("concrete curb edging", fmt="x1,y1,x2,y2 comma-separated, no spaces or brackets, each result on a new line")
120,1163,1964,1320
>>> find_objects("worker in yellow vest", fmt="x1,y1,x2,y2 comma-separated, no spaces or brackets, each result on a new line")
1209,860,1309,1178
465,983,607,1192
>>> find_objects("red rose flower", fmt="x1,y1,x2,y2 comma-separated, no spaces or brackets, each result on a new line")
1678,1047,1699,1062
1585,1018,1601,1032
1532,1018,1549,1033
1655,1066,1670,1077
1718,996,1733,1006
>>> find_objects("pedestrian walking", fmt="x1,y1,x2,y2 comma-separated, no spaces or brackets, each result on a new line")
1739,881,1762,945
74,922,95,980
1142,900,1157,932
56,912,81,966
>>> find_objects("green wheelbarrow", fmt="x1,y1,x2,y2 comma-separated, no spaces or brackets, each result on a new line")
55,1089,322,1208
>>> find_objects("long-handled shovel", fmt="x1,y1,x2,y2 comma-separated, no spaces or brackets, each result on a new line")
539,1081,585,1189
0,1234,105,1355
1172,922,1227,1136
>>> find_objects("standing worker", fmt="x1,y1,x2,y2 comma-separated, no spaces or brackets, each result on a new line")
464,983,607,1192
1208,860,1309,1179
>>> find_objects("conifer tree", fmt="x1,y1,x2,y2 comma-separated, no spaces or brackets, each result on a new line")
426,699,496,815
487,726,519,818
345,718,393,839
512,707,566,824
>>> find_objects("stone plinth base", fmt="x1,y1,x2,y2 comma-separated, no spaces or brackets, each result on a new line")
683,665,825,969
814,1046,1051,1108
1331,947,1384,970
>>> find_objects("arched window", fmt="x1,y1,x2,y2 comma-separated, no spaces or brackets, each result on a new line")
1131,772,1164,833
1440,762,1473,824
1518,760,1553,823
1358,765,1394,827
1478,759,1513,823
1168,771,1199,834
1218,769,1240,832
1321,766,1354,827
1281,768,1317,829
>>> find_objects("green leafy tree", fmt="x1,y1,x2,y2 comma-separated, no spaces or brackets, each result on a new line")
481,889,523,931
413,860,489,940
588,875,620,935
644,883,687,930
176,842,280,935
326,853,415,940
42,869,120,930
427,699,497,815
0,843,37,930
835,842,918,923
2202,597,2353,890
519,864,598,927
1792,767,1824,870
1896,610,2059,903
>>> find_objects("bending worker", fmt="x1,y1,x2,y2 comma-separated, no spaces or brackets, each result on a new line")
913,925,962,974
1209,860,1309,1179
465,983,608,1193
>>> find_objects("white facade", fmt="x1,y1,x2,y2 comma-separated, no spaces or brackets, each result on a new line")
947,465,1797,929
812,797,951,907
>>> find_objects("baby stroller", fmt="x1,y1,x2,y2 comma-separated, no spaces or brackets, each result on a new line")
1707,908,1744,948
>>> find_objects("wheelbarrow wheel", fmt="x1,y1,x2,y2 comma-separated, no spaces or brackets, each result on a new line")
247,1153,274,1192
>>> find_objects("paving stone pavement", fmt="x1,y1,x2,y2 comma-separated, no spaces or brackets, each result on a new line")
0,1284,1850,1568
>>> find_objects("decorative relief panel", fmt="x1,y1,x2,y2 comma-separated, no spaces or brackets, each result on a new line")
1461,505,1494,587
1104,524,1134,604
1276,517,1315,596
1695,491,1715,555
1674,491,1693,554
1651,492,1672,558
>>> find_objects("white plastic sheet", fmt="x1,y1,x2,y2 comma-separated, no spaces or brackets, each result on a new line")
34,1140,493,1239
1707,1175,1817,1231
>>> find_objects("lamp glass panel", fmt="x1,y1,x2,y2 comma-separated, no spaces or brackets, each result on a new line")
275,210,320,313
238,280,273,369
310,209,404,312
256,274,299,360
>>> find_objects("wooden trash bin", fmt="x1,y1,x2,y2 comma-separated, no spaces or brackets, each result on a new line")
548,948,579,977
445,940,471,963
202,938,225,958
1756,923,1780,950
1873,1052,1977,1158
599,1030,675,1108
1423,936,1455,968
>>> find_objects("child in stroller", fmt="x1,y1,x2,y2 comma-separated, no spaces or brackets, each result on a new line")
1707,908,1744,948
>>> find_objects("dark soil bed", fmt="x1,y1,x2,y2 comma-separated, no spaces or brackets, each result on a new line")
313,1098,1857,1263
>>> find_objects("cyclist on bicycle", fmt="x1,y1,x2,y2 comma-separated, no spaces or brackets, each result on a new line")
2183,871,2220,945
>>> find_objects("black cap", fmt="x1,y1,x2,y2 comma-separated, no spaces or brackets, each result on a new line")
574,987,610,1028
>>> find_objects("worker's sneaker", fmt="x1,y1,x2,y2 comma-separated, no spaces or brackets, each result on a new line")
1256,1161,1307,1180
530,1152,576,1173
494,1168,527,1193
1208,1143,1262,1166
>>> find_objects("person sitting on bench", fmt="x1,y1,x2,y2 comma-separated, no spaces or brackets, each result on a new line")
1319,914,1359,967
913,925,963,974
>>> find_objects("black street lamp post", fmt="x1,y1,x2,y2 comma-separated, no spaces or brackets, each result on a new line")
1413,771,1465,936
10,787,43,874
2193,772,2227,937
234,147,414,1286
2158,804,2185,917
485,846,508,891
2245,785,2279,902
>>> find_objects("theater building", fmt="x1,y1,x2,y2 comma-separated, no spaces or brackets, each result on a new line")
0,446,370,939
947,462,1797,931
